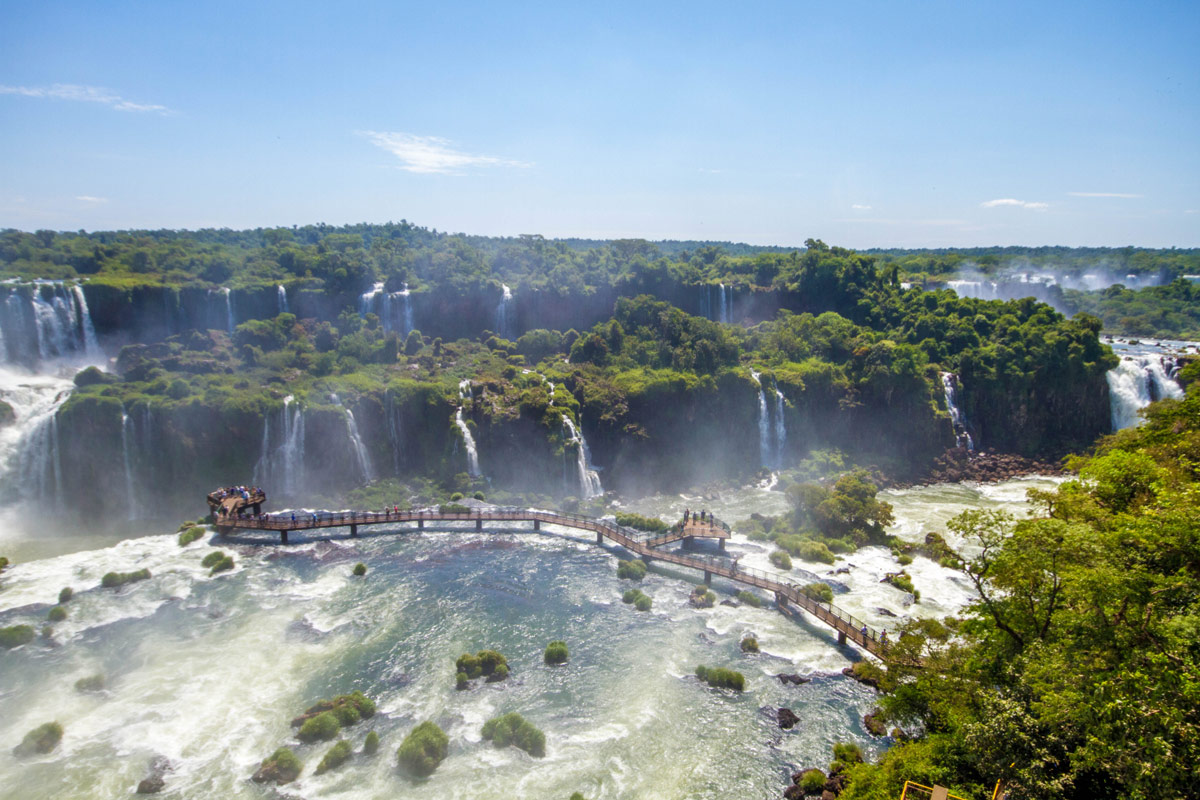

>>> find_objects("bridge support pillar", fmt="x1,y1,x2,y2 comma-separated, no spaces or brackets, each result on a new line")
533,519,540,531
280,530,289,544
704,570,712,586
776,592,787,607
476,518,483,531
418,519,424,530
718,538,726,552
837,631,847,646
350,524,358,538
596,531,603,545
684,536,694,548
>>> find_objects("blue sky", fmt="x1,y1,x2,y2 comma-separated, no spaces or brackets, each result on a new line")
1,0,1197,247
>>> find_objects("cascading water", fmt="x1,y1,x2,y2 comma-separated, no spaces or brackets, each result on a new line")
254,396,307,496
562,415,603,498
1106,355,1185,430
222,287,234,333
276,284,288,314
772,383,787,462
455,380,481,478
751,370,771,467
359,282,414,335
495,283,514,339
332,393,374,483
9,376,71,511
386,388,403,474
0,282,102,368
120,406,137,520
940,372,975,450
718,283,731,324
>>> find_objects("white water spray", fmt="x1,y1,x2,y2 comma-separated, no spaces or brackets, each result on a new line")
277,285,288,314
1106,355,1184,430
120,406,136,520
332,394,374,483
495,283,514,339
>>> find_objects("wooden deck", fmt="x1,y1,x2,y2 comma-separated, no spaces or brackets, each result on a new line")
219,505,888,657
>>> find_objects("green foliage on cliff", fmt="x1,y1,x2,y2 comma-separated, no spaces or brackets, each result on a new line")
840,389,1200,800
1062,278,1200,339
396,720,449,776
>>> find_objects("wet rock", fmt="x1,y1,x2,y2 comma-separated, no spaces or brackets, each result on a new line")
136,776,164,794
777,673,810,686
864,710,887,736
777,707,800,729
783,784,804,800
720,599,739,607
874,607,898,618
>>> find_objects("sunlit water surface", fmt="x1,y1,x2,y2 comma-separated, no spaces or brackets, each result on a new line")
0,476,1061,799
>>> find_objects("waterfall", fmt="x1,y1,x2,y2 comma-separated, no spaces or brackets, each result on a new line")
400,284,414,335
940,372,975,450
455,380,480,478
71,285,100,357
563,416,603,498
254,396,307,495
495,284,514,339
332,393,374,484
718,283,731,324
0,283,100,368
772,384,787,464
1107,356,1185,431
222,287,234,333
277,285,288,314
386,388,403,474
120,406,136,520
359,282,384,317
751,370,771,467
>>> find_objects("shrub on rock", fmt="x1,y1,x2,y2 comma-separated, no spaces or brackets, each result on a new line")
363,730,380,755
740,636,759,653
396,721,449,776
315,740,353,775
481,712,546,757
616,559,647,580
47,605,67,622
0,624,35,649
297,711,340,743
735,590,762,607
13,722,63,756
178,527,205,546
689,585,716,608
769,550,792,570
544,640,569,665
58,586,74,604
101,568,151,588
75,674,105,692
802,582,833,603
694,665,745,691
210,555,234,575
252,747,302,784
352,562,367,576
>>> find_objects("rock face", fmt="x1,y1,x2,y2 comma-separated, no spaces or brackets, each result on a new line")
136,756,173,794
777,673,810,686
777,707,800,729
864,709,887,737
920,447,1064,485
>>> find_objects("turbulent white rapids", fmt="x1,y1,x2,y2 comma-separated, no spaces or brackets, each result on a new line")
1106,353,1185,430
0,474,1061,799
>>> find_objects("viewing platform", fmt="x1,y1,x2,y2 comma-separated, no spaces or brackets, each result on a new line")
212,494,889,658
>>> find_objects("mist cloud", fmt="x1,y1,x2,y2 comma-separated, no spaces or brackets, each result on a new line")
981,198,1049,210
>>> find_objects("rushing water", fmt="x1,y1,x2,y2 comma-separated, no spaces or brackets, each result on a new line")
278,285,289,315
562,417,603,499
0,283,101,369
359,283,414,336
495,284,514,340
331,395,374,485
456,381,481,478
0,474,1060,799
1104,338,1190,430
940,373,974,450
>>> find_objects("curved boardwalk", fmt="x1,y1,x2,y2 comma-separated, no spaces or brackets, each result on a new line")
220,505,887,657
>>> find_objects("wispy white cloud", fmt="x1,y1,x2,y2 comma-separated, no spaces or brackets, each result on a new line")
75,195,109,204
1186,209,1199,215
851,204,872,210
0,83,171,114
359,131,530,174
981,198,1049,210
1067,191,1143,198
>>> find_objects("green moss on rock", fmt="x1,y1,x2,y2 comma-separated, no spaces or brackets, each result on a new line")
396,720,449,776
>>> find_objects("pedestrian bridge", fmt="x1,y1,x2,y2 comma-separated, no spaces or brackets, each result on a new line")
216,503,888,657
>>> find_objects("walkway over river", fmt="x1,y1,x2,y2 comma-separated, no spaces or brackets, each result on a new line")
217,504,887,657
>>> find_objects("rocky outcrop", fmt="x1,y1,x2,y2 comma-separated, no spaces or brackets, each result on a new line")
777,707,800,729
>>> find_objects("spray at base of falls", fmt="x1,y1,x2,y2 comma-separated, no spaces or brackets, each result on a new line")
456,380,481,478
940,372,975,450
1107,355,1185,430
253,396,306,498
563,415,603,498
